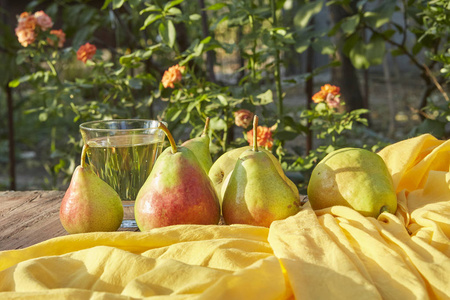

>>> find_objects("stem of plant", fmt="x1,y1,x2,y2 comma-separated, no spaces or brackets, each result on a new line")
270,0,283,124
222,110,229,152
253,115,259,152
158,122,177,154
202,117,210,137
81,144,88,168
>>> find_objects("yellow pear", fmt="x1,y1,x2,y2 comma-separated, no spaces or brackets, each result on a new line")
307,147,397,218
222,116,302,227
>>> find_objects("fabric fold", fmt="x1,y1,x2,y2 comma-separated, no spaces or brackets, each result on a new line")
0,134,449,299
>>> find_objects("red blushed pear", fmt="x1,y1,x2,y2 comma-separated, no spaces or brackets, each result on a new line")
134,122,220,231
222,115,302,227
59,144,123,234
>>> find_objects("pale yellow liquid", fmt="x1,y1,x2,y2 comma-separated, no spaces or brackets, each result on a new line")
86,134,164,201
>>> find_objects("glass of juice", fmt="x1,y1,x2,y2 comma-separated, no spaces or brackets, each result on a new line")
79,119,166,229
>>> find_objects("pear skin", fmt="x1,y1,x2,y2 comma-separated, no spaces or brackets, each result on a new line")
307,148,397,218
135,123,220,231
181,117,213,174
60,147,123,234
209,146,252,200
222,116,302,227
210,147,299,204
222,149,302,227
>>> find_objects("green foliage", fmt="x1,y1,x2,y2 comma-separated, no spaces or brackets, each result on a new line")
1,0,449,190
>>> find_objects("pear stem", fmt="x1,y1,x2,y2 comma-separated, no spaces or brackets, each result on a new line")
81,144,88,168
253,115,258,152
158,122,177,153
202,117,210,137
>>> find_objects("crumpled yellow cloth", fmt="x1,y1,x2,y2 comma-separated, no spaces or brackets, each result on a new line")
1,134,449,299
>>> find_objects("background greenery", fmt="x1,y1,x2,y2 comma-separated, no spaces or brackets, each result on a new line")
0,0,448,193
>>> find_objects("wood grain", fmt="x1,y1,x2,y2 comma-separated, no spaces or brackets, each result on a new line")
0,191,66,250
0,191,138,251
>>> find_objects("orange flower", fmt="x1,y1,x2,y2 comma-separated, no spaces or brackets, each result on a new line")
77,43,97,63
234,109,254,129
312,84,341,107
15,12,36,47
161,64,186,88
321,84,340,96
312,90,326,103
47,29,65,48
247,126,274,150
34,11,53,31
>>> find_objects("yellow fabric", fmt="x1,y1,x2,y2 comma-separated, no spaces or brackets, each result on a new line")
1,134,449,299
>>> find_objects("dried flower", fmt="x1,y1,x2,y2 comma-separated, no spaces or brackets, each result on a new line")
312,84,341,108
77,43,97,63
15,12,36,47
247,126,274,150
47,29,65,48
325,93,341,108
234,109,254,129
34,11,53,31
161,64,186,88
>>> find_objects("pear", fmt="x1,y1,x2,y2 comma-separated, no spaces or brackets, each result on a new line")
210,146,298,204
181,117,213,174
307,147,397,218
60,145,124,234
135,122,220,231
209,146,252,199
222,116,302,227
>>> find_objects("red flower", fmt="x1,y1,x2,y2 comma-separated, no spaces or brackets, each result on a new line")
47,29,65,48
234,109,254,129
161,64,186,88
34,11,53,31
77,43,97,63
247,126,274,150
15,12,37,47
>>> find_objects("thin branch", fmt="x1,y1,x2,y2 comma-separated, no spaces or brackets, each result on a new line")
423,64,450,102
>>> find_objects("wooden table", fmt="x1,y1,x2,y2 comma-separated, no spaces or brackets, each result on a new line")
0,191,137,251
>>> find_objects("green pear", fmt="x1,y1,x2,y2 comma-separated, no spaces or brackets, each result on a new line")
307,147,397,218
135,122,220,231
181,117,213,174
210,146,299,204
222,116,302,227
60,145,124,234
209,146,252,200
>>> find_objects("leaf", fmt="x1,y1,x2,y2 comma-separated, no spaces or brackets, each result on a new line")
294,0,324,29
39,112,48,122
255,89,273,105
112,0,125,9
363,1,397,28
217,95,228,106
167,7,182,16
348,33,385,69
167,20,176,48
8,75,31,88
101,0,112,9
207,3,227,10
311,38,335,55
164,0,184,11
140,5,161,14
209,117,227,131
141,14,162,30
189,14,201,21
341,15,360,34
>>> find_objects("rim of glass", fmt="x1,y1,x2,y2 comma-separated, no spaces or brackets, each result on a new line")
80,119,166,132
